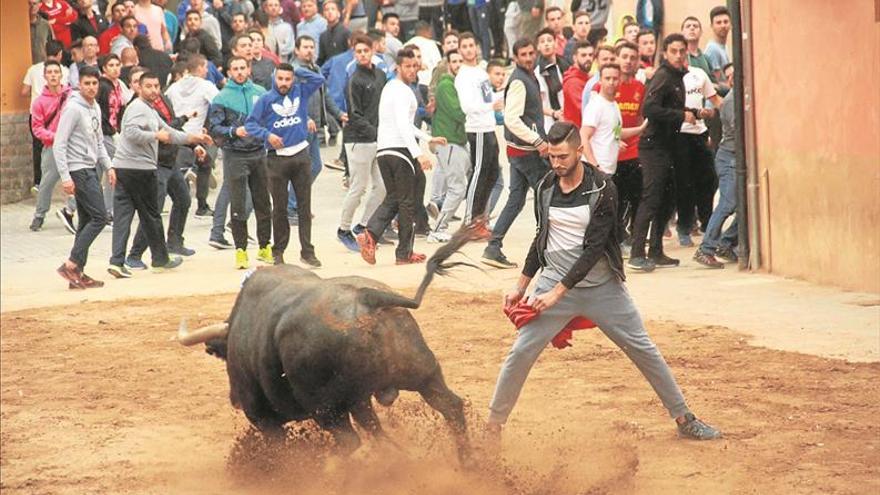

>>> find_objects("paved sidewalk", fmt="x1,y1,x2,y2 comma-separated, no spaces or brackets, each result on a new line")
2,144,878,362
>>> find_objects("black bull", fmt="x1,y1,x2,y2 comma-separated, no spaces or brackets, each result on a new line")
178,224,484,461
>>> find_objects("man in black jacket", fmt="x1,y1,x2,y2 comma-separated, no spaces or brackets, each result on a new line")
486,121,721,445
317,0,350,66
71,0,108,43
628,33,696,272
336,34,386,252
97,53,130,220
123,70,196,274
176,10,222,67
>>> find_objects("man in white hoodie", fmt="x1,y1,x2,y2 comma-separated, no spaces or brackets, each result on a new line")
53,67,112,290
165,53,219,216
454,32,500,239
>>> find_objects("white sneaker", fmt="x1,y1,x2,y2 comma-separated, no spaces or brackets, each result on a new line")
427,230,452,243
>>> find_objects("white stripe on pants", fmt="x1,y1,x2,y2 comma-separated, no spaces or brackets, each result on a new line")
340,142,386,230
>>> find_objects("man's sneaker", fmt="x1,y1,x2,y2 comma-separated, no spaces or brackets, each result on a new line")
715,246,739,264
627,257,656,272
56,208,76,234
678,233,694,247
194,207,214,218
107,264,133,279
620,242,630,260
125,257,148,270
209,237,233,250
677,412,722,440
352,224,366,235
152,255,183,273
30,184,39,196
342,175,350,188
482,247,518,269
301,254,322,268
356,231,377,265
57,263,84,289
29,217,44,232
427,230,452,243
273,252,285,265
650,253,680,268
337,229,360,252
235,249,249,269
184,168,197,183
256,245,274,263
325,159,345,171
426,202,440,220
396,253,427,265
693,250,724,269
168,245,196,256
383,226,398,241
80,273,104,288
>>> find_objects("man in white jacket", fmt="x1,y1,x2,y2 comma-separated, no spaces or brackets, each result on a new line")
454,32,500,239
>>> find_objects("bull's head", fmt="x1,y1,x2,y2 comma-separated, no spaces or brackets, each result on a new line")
177,319,230,359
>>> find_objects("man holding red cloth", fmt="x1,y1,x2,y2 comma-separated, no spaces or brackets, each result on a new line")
487,121,721,444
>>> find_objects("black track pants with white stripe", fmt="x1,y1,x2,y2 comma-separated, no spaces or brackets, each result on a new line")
465,130,500,222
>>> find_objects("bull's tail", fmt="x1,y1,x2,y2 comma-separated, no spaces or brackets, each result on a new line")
358,220,485,310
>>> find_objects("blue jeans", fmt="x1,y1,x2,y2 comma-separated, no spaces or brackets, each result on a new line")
700,147,738,254
288,132,322,213
469,4,492,60
489,151,549,249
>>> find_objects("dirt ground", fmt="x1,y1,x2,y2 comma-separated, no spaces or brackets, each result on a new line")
1,289,878,495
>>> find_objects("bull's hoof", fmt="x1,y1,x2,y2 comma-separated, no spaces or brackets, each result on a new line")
374,387,399,406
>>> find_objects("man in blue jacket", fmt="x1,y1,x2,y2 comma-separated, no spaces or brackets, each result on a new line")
245,63,325,268
208,55,273,270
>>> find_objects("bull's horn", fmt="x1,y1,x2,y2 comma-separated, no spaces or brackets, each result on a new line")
177,319,229,346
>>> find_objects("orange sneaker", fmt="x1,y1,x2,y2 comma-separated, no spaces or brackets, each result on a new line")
395,252,427,265
356,230,377,265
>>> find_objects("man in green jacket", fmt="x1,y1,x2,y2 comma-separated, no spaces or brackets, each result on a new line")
426,49,470,244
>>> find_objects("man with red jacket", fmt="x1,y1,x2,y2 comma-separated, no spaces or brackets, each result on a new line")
98,1,128,55
561,40,594,128
30,60,77,233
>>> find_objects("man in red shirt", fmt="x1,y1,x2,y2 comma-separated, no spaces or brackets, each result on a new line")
592,41,646,245
39,0,78,48
561,40,594,128
98,1,127,55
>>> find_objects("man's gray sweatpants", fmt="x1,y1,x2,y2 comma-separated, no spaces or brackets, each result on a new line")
430,143,470,231
34,147,76,219
488,275,690,424
340,142,385,230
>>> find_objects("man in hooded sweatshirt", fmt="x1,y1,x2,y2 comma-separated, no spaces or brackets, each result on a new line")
54,66,112,289
107,71,213,275
245,63,325,268
561,40,594,128
208,55,273,270
30,60,77,234
165,53,220,217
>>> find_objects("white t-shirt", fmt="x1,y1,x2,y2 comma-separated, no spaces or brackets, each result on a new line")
454,64,496,133
23,63,70,104
681,66,716,135
582,94,622,175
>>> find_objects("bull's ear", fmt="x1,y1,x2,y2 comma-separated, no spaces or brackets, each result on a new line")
357,287,419,310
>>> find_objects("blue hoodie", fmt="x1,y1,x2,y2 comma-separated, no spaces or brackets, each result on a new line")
245,67,325,151
321,49,354,112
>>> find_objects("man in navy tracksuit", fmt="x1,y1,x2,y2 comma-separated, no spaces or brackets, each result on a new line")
208,55,272,269
245,63,325,268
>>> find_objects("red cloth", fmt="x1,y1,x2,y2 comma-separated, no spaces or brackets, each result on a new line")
503,300,596,349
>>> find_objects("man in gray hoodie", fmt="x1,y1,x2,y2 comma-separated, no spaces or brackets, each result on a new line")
106,71,213,277
54,67,112,289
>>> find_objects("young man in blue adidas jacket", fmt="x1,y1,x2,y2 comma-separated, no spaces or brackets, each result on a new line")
207,55,272,269
245,62,325,268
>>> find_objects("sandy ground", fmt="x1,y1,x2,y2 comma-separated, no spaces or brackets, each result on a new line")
2,289,878,494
